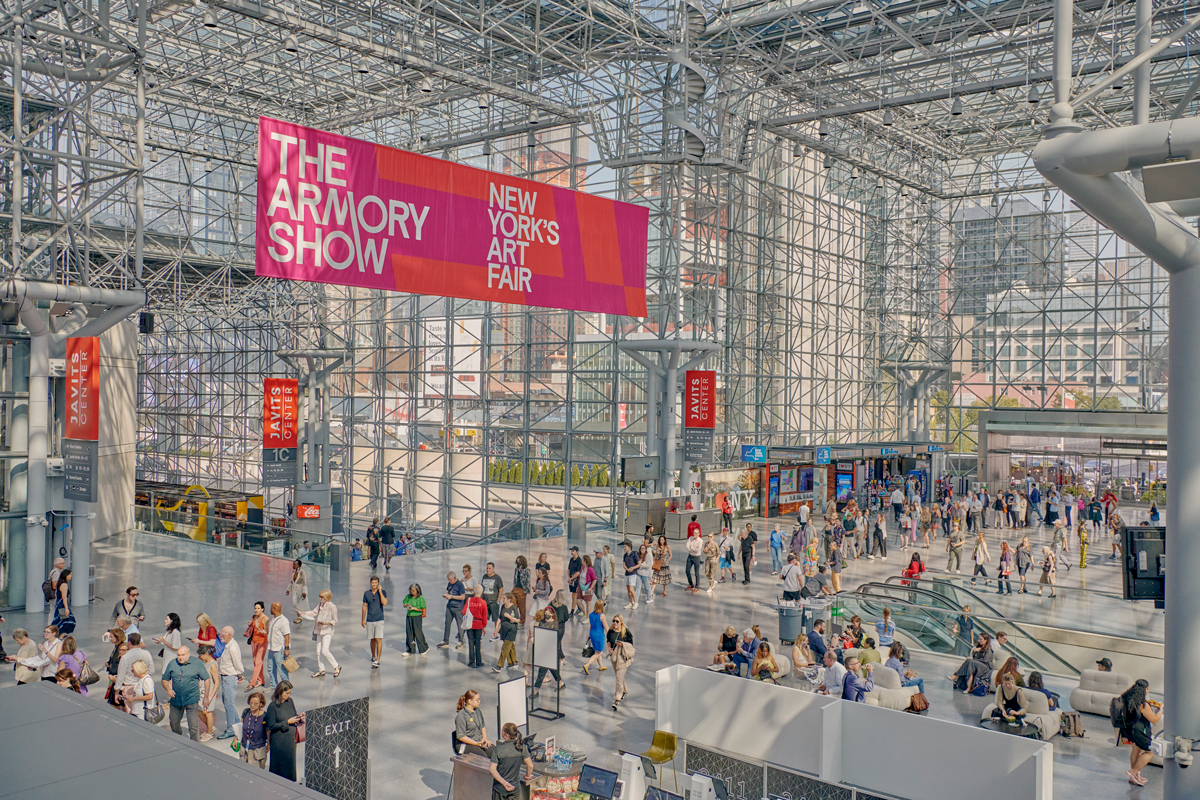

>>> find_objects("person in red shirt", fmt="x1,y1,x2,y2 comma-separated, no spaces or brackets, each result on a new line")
465,587,489,668
721,498,733,531
684,499,694,511
900,552,926,586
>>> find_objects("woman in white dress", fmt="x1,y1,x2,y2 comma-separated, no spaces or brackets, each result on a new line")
287,559,309,624
152,613,183,675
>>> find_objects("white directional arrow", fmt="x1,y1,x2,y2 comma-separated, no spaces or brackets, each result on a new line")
333,745,342,770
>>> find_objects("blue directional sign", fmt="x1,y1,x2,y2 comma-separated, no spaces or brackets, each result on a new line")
815,446,831,465
881,447,899,456
927,445,944,453
741,445,767,463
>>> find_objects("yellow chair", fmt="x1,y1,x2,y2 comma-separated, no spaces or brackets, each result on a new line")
639,730,679,791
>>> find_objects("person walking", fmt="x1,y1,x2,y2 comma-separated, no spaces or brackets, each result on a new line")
997,541,1015,595
265,681,302,781
945,524,965,573
1037,547,1057,598
465,586,489,668
197,645,219,740
438,571,468,650
532,563,553,616
299,589,340,677
721,497,733,531
52,569,73,632
365,517,381,569
869,512,888,559
1016,536,1033,593
685,528,704,592
379,516,396,571
1120,679,1163,787
512,556,531,626
566,546,584,619
240,691,270,769
362,574,388,668
578,555,598,615
608,615,634,711
245,602,269,690
1052,519,1072,572
970,532,991,586
703,532,720,594
769,525,784,574
286,560,308,624
264,602,291,689
739,523,757,584
481,562,504,641
401,583,431,656
582,600,608,675
161,645,212,742
601,545,617,604
492,593,520,672
215,627,245,739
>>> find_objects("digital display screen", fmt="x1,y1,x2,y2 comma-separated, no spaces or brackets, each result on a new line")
578,764,619,799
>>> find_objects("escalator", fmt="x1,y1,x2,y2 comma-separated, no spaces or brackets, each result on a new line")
839,581,1082,678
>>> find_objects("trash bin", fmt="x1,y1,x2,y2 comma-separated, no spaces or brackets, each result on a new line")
801,598,830,633
329,541,350,571
778,604,804,645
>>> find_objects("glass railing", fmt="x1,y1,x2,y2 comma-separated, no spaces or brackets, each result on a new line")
885,573,1164,643
130,505,332,563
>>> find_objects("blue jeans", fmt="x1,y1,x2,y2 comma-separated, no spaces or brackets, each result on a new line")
265,649,288,689
902,676,926,694
638,573,653,601
770,546,783,573
220,674,238,735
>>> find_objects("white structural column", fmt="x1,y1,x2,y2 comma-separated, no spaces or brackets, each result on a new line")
23,320,49,612
1035,4,1200,784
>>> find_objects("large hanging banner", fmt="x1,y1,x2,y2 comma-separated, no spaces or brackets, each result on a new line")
683,369,716,463
263,378,299,487
255,117,649,317
64,336,100,503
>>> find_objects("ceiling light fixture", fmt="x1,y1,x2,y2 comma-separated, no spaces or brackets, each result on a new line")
818,119,829,137
792,141,803,158
876,176,884,189
823,155,833,169
203,8,218,28
419,76,433,93
284,34,298,53
849,166,859,180
1043,189,1052,203
1027,84,1041,104
356,59,369,74
481,140,492,156
951,97,963,116
991,194,999,207
478,94,490,111
882,109,894,126
150,148,159,163
528,110,540,126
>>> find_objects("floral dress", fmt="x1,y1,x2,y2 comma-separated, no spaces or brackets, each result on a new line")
652,544,672,585
803,540,819,578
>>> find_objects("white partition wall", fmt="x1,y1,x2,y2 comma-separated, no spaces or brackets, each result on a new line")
656,666,1053,800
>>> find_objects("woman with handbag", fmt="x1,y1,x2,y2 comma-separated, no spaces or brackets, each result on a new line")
651,537,672,599
286,560,309,624
578,555,598,616
299,589,340,677
56,635,90,695
240,691,270,768
265,680,303,781
607,615,634,711
245,602,269,690
104,635,128,707
402,583,430,656
582,599,608,675
126,660,156,719
52,569,73,632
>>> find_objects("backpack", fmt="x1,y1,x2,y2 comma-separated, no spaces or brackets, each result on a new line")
1060,711,1086,738
906,693,930,714
971,681,989,697
212,637,225,659
1110,697,1127,730
42,579,54,603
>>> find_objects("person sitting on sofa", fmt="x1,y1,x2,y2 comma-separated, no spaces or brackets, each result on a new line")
729,629,760,678
791,636,814,670
842,615,867,649
1027,672,1057,710
841,656,875,702
948,633,995,694
712,626,739,669
990,673,1028,723
994,656,1025,690
886,642,925,694
818,649,846,698
858,637,883,669
1096,657,1113,672
807,619,828,662
750,642,779,683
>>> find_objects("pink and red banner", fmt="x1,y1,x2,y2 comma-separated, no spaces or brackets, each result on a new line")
263,378,299,449
255,117,649,317
65,337,100,441
684,370,716,429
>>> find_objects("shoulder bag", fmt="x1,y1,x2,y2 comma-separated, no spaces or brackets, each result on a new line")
79,657,101,686
295,720,306,743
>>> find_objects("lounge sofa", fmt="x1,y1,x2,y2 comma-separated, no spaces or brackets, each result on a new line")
981,689,1061,740
1069,668,1133,716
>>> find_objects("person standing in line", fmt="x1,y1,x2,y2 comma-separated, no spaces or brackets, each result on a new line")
240,690,270,769
465,586,489,668
265,681,302,781
489,722,535,800
362,574,388,668
126,660,156,718
566,546,584,619
582,599,609,675
438,571,468,650
110,586,146,628
703,532,721,594
286,560,308,624
769,524,784,574
52,569,72,631
116,632,155,694
608,615,634,711
197,645,219,739
739,523,757,585
215,627,245,739
970,532,991,586
512,556,531,626
461,563,480,602
379,516,396,571
481,562,504,641
245,602,269,690
365,517,381,569
401,583,430,657
299,589,340,677
151,613,183,675
161,645,212,742
264,602,291,689
492,593,521,672
621,541,640,609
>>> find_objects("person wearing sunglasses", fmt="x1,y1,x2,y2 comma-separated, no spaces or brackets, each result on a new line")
110,586,146,627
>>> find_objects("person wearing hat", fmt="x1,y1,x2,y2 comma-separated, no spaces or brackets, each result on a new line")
566,546,583,620
1096,657,1113,672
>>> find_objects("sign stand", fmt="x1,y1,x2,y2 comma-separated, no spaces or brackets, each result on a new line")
304,697,370,800
529,627,564,721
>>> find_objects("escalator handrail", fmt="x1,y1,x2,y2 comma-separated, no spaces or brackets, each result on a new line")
847,585,1082,677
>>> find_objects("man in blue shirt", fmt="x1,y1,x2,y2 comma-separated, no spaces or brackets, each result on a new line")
362,575,388,668
438,571,467,649
161,645,213,741
729,629,760,677
1029,485,1043,525
807,619,828,661
841,656,875,702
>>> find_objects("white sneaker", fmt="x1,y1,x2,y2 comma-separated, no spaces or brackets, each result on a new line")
880,557,887,561
867,555,875,560
646,598,654,604
632,602,638,609
623,603,633,609
401,652,412,658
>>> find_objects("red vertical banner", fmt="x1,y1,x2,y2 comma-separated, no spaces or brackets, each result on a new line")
263,378,299,449
684,370,716,429
65,337,100,441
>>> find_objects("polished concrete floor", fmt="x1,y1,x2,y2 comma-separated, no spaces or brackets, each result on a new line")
0,516,1164,800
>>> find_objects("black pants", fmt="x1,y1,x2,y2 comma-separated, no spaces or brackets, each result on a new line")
871,531,887,557
533,666,561,688
443,606,464,644
742,551,752,582
685,555,703,588
997,575,1013,594
466,628,483,666
405,615,429,654
972,564,988,580
893,503,903,523
369,546,379,568
722,512,732,530
486,600,500,629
